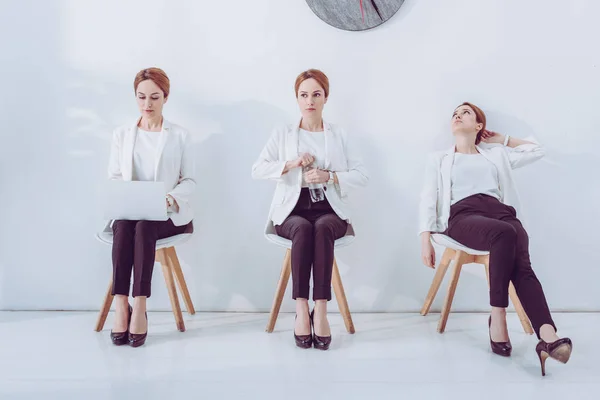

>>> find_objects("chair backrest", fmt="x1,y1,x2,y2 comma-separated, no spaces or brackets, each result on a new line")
264,219,355,249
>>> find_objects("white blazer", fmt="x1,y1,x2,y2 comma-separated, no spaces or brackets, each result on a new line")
252,119,369,226
418,140,545,235
108,118,196,226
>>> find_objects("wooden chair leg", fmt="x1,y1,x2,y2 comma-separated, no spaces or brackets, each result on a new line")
437,251,467,333
332,258,355,334
421,248,454,316
509,283,535,335
165,247,196,315
157,248,185,332
95,278,114,332
483,259,491,287
265,249,292,333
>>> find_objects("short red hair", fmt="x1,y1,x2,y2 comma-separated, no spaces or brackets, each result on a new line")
134,67,170,98
459,102,486,144
294,69,330,98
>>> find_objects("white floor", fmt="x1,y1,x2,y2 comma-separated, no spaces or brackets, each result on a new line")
0,312,597,399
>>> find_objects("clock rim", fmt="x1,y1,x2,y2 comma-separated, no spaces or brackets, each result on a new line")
305,0,405,32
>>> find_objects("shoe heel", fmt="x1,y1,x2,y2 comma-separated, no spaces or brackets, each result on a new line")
535,337,572,377
537,349,549,377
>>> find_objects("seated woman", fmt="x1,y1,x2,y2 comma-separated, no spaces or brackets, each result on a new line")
107,67,195,347
419,102,571,375
252,69,368,350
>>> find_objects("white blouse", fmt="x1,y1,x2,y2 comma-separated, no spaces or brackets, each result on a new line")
132,128,161,181
450,153,501,205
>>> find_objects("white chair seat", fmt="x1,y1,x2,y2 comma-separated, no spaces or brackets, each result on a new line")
431,233,489,256
95,224,193,250
265,220,355,249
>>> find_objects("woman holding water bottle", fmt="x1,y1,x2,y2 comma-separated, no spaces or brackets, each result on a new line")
252,69,368,350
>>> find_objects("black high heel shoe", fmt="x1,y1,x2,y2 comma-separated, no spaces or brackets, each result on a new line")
310,309,331,351
488,316,512,357
536,338,572,376
294,313,313,349
110,304,132,346
128,311,148,348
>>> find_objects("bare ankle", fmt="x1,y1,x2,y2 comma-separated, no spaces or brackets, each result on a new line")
490,307,507,322
114,296,130,314
115,295,128,304
295,298,309,315
133,296,147,313
314,300,327,314
539,324,559,343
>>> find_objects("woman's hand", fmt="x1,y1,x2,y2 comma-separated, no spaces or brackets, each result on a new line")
421,234,436,268
480,129,505,144
304,168,330,184
284,153,314,173
166,195,178,212
294,153,315,168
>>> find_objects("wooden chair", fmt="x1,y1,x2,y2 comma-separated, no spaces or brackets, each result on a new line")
421,234,534,335
94,225,196,332
264,221,356,334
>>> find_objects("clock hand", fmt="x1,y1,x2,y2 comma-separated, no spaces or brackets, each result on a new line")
370,0,384,21
360,0,365,23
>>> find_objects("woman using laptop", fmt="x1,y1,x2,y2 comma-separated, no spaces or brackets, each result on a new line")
252,69,368,350
419,102,572,375
107,67,195,347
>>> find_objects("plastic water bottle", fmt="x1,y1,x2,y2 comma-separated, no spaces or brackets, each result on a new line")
303,165,325,203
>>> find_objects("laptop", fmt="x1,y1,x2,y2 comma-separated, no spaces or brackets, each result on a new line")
103,180,168,221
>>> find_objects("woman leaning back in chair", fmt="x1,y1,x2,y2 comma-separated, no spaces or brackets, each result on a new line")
107,67,195,347
419,102,572,375
252,69,368,350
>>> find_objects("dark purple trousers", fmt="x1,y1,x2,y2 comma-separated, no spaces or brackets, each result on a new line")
111,219,192,297
276,189,348,301
445,194,556,338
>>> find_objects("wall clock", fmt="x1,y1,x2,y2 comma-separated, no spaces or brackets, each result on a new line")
305,0,405,31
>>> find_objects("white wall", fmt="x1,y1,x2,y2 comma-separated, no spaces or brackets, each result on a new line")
1,0,598,312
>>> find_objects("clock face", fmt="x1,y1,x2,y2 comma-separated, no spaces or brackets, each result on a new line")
306,0,405,31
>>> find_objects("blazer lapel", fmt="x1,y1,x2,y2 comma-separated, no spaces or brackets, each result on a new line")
286,118,301,160
153,119,171,181
477,145,505,199
441,146,455,207
121,119,138,181
322,120,332,170
476,145,495,165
